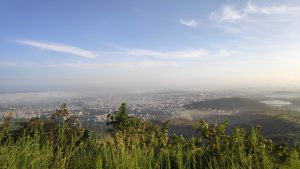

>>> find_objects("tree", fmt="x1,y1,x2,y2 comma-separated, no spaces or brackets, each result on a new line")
106,103,141,131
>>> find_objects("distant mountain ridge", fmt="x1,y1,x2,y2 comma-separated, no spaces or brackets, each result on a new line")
185,97,271,112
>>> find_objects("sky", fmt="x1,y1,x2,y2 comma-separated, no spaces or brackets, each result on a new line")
1,0,300,91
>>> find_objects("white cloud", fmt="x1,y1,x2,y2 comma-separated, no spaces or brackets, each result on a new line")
244,1,300,15
222,26,242,33
15,40,97,59
120,48,208,58
43,61,180,70
0,60,180,70
216,49,240,58
179,19,198,27
210,6,242,22
211,1,300,23
14,40,208,60
209,1,300,39
115,61,179,68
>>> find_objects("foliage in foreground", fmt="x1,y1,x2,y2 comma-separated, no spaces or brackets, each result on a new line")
0,103,300,169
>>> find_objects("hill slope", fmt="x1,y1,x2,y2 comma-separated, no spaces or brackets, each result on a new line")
185,97,271,112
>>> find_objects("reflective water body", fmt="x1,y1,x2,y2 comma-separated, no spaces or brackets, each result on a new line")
261,100,292,107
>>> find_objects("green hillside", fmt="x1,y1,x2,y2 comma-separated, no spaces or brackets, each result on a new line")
185,97,271,112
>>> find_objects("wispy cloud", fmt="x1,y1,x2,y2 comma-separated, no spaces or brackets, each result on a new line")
118,48,208,59
97,61,179,69
209,1,300,36
244,1,300,15
211,1,300,23
179,19,198,27
15,40,97,59
15,40,208,60
10,61,180,70
215,49,240,58
210,6,242,22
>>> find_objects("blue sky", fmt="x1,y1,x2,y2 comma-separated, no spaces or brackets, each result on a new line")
1,0,300,91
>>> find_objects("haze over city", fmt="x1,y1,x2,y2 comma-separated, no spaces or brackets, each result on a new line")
1,0,300,92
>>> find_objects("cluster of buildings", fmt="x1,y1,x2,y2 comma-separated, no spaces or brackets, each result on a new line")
0,92,211,122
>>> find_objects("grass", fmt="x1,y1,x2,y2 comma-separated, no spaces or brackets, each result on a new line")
1,136,300,169
1,103,300,169
1,129,300,169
